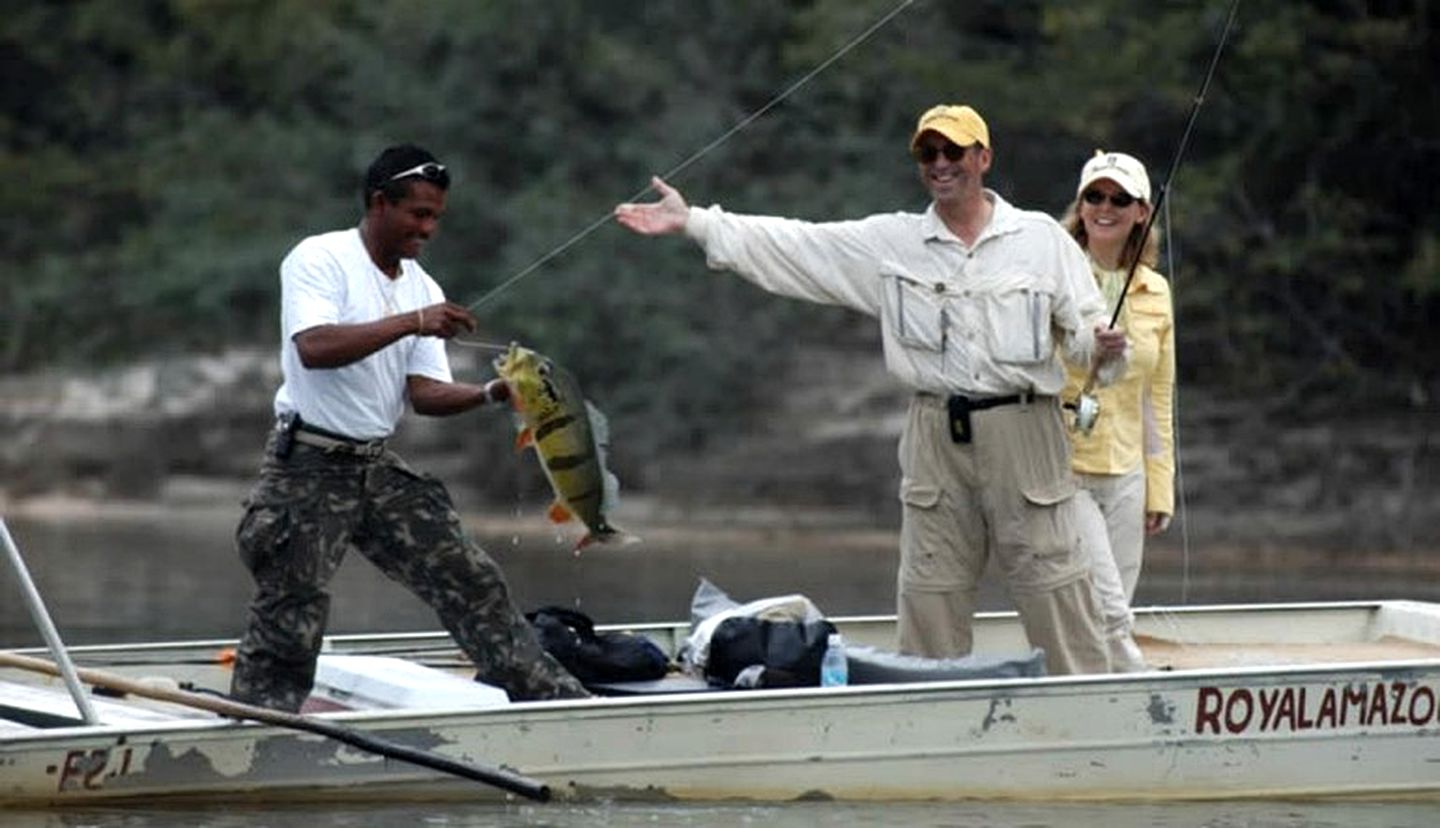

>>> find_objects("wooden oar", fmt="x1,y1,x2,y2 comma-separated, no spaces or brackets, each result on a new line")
0,650,550,802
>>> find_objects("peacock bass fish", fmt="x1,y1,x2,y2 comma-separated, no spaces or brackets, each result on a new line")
493,343,627,553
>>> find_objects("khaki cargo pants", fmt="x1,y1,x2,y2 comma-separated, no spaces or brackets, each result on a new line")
229,436,588,711
895,394,1109,675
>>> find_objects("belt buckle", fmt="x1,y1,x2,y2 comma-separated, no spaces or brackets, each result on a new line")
355,440,386,459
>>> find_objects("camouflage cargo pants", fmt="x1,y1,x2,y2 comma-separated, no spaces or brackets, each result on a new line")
229,436,589,711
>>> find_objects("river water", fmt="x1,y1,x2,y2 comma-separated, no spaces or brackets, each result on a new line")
0,492,928,647
7,486,1437,647
4,493,1440,826
4,799,1440,828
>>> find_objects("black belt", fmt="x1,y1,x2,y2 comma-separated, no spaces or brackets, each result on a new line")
917,391,1051,410
918,392,1052,444
952,391,1050,411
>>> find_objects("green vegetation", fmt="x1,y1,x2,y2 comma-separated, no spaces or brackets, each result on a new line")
4,0,1436,456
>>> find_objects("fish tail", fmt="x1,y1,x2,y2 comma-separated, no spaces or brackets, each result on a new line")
572,523,638,555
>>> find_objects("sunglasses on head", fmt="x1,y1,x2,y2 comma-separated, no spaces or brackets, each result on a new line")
913,142,969,164
388,162,448,183
1082,189,1137,208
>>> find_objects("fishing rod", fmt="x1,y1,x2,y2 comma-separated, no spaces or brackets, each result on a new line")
1071,0,1242,433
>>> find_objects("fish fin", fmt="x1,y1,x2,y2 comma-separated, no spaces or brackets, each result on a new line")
547,501,573,524
572,524,640,555
585,400,623,512
601,469,621,513
515,428,534,451
585,400,611,448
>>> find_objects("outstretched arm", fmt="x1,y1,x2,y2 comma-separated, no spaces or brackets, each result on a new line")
614,176,690,236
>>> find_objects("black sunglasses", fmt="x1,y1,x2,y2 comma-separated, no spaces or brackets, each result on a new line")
388,162,448,183
1082,189,1137,208
913,143,969,164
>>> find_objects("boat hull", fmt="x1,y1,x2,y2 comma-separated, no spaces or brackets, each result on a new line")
5,602,1440,804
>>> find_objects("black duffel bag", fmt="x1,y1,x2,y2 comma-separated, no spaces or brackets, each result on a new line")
704,616,837,688
526,606,670,686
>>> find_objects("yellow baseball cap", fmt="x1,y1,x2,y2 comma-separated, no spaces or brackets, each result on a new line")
910,105,990,152
1077,150,1152,201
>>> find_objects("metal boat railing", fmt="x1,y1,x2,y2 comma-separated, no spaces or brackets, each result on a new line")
0,516,100,724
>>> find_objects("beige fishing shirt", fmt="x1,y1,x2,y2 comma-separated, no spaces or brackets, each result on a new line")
685,191,1122,396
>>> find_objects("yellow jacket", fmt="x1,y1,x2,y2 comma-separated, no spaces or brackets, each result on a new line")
1063,261,1176,516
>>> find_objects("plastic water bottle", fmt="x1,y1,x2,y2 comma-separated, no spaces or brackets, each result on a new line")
820,633,848,687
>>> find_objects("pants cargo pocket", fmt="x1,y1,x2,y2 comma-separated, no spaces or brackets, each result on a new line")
1002,479,1088,592
237,484,340,592
236,501,293,576
898,479,967,588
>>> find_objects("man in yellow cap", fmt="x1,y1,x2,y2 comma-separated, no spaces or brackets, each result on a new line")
615,104,1128,675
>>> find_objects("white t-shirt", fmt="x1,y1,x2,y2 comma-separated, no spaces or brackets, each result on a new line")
273,228,452,440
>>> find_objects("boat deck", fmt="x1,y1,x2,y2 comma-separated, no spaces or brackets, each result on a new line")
1139,634,1440,671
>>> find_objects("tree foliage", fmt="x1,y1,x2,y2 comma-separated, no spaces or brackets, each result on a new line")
3,0,1436,454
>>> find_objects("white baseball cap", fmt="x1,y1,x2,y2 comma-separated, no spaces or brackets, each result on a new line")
1077,150,1151,201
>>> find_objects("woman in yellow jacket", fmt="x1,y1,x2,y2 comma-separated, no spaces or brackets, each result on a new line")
1061,152,1176,616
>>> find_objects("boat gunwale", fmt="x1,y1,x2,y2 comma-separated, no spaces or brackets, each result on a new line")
7,599,1440,744
6,598,1416,658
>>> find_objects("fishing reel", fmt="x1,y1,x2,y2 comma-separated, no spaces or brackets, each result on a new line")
1066,393,1101,436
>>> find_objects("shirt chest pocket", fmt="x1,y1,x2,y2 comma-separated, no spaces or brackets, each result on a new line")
984,283,1054,365
881,270,948,353
1124,305,1168,371
1128,306,1168,341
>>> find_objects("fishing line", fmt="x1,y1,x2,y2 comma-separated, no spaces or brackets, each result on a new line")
1143,196,1190,654
1071,0,1241,407
1098,0,1243,653
1165,193,1194,607
452,338,510,352
1148,190,1197,655
459,0,918,317
1154,0,1246,607
1104,0,1240,331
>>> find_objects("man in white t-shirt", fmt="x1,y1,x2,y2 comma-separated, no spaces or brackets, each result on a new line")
229,144,589,711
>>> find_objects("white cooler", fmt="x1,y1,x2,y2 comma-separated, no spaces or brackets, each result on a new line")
311,655,510,710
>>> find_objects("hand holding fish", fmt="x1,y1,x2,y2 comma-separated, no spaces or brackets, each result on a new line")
614,176,689,236
482,378,510,405
415,302,478,339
